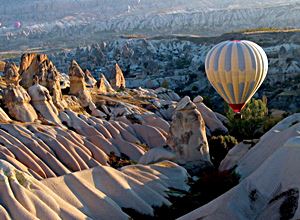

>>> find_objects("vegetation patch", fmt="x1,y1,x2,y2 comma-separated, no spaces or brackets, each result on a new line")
108,152,136,169
123,169,240,219
226,98,282,141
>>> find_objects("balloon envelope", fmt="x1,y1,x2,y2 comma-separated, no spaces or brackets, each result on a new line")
14,21,21,29
205,40,268,113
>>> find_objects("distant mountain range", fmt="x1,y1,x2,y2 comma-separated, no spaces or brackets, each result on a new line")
1,0,300,51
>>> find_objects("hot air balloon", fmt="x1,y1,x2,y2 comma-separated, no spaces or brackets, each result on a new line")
14,21,21,29
205,40,268,114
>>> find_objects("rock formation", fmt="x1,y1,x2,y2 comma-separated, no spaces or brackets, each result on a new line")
19,53,48,88
0,159,189,219
46,64,67,110
139,147,176,165
220,113,300,178
179,135,300,220
2,82,38,122
28,77,61,124
68,60,91,104
111,63,126,89
3,62,19,85
0,108,11,122
84,69,97,88
98,73,116,95
193,95,228,135
0,61,5,72
168,96,211,171
18,53,66,110
69,60,86,95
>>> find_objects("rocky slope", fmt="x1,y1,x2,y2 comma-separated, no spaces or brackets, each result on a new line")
0,53,230,218
0,49,300,219
0,159,189,219
180,114,300,219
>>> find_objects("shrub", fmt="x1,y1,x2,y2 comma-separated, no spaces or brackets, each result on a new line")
226,98,268,141
108,152,136,169
161,80,169,89
209,135,238,167
124,169,240,220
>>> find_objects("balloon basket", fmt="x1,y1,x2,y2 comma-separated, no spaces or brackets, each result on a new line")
234,113,242,119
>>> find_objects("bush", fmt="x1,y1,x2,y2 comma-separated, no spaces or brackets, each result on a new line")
161,80,169,89
108,152,136,169
209,135,238,167
124,169,240,220
226,98,268,141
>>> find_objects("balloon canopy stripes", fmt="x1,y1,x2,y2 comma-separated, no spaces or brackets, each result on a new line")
205,40,268,113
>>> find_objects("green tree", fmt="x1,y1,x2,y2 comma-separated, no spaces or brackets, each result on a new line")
209,135,238,167
226,98,268,141
161,80,169,89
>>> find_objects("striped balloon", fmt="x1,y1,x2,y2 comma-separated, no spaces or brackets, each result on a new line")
205,40,268,113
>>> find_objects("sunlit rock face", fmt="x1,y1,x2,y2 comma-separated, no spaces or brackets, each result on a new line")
180,114,300,220
98,73,116,95
193,95,228,135
111,63,126,89
28,78,61,124
3,62,20,85
168,96,211,172
3,82,38,123
84,69,97,88
0,159,189,219
68,60,93,107
19,53,49,88
68,60,86,96
18,53,67,110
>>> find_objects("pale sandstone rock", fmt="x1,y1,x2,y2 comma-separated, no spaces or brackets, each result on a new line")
19,53,48,88
179,136,300,220
234,113,300,179
84,69,97,88
111,63,126,89
138,147,176,165
68,60,103,115
168,96,211,170
0,61,5,72
193,95,228,134
28,78,61,124
132,124,167,148
68,60,86,96
43,63,67,110
0,108,11,122
19,53,66,110
3,83,38,122
141,114,170,134
98,73,116,95
3,62,19,85
219,141,253,172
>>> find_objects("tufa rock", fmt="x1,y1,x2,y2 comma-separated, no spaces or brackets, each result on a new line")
3,62,20,85
111,63,126,89
98,73,116,95
84,69,97,88
19,53,48,88
18,53,66,110
0,107,11,122
168,96,212,172
68,60,86,96
28,77,61,124
0,60,5,72
138,147,176,165
3,82,38,122
193,95,228,135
